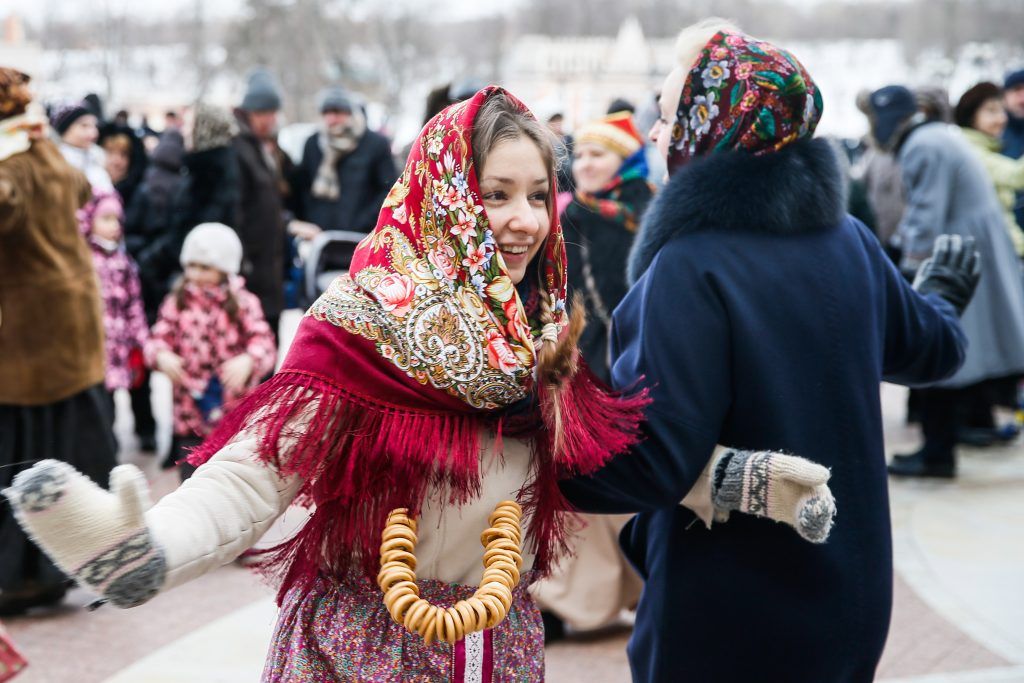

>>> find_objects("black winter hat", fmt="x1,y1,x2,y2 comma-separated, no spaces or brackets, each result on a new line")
50,101,92,135
955,82,1002,129
867,85,918,148
1005,68,1024,92
151,129,185,171
240,68,282,112
607,97,635,115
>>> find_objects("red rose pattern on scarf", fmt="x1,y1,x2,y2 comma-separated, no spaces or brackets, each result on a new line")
308,87,568,410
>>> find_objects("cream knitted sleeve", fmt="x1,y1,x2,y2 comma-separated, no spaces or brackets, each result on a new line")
3,437,301,608
147,438,302,591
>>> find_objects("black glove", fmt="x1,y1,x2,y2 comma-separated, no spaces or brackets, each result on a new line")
913,234,981,317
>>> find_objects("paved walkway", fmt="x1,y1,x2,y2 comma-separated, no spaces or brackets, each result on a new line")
5,311,1024,681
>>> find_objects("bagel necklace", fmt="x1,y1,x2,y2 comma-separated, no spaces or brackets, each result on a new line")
377,500,524,644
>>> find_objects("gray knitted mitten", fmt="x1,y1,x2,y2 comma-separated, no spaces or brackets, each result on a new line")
711,450,836,543
3,460,166,608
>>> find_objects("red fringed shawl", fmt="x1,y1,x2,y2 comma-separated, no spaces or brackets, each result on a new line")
189,87,649,603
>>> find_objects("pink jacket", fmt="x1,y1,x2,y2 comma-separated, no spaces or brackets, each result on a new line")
89,238,148,391
145,276,276,437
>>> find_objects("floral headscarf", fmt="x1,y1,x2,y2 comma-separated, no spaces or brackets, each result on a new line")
189,87,646,597
314,87,568,410
667,31,823,174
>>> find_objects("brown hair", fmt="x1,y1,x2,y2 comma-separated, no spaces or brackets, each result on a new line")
171,273,240,324
471,91,585,447
101,133,132,156
0,68,32,121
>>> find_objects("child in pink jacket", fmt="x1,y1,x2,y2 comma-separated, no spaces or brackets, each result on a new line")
81,191,149,415
145,223,276,474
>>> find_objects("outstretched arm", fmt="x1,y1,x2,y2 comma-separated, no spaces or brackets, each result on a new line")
3,438,301,608
560,245,835,543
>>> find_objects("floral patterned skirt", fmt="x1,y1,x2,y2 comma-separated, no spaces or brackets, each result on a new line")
263,572,544,682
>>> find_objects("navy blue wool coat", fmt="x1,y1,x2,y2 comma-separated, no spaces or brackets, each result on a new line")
561,138,966,683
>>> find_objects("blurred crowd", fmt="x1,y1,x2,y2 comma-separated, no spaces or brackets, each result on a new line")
1,53,1023,647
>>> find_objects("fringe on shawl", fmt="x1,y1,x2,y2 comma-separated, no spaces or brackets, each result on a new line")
518,363,651,573
188,364,649,603
187,369,484,602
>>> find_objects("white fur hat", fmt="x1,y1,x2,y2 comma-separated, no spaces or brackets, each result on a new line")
179,223,243,275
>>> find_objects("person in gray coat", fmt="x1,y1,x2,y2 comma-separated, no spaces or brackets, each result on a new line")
867,85,1024,478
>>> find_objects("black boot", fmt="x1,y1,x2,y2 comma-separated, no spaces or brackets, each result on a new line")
888,448,956,479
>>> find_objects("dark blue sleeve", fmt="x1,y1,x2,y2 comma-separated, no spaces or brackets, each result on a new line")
872,226,967,385
560,241,730,513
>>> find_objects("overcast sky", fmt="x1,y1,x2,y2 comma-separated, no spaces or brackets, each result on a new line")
13,0,903,27
14,0,515,25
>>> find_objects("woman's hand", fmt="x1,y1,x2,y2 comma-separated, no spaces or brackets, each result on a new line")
287,219,322,241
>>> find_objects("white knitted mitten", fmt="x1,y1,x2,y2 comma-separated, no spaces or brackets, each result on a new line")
710,450,836,543
2,460,166,607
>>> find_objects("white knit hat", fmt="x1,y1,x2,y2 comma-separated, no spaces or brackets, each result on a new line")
179,223,243,275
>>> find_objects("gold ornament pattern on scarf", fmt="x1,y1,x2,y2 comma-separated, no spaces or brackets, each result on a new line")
377,501,524,644
309,274,528,409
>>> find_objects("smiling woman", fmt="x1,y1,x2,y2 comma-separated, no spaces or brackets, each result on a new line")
471,92,558,286
3,87,655,682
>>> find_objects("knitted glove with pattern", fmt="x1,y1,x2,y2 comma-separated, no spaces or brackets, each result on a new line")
3,439,302,609
3,460,165,608
710,450,836,543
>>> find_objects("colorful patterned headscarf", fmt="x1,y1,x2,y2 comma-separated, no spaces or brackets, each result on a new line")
667,31,823,174
316,87,568,410
190,87,646,598
574,148,652,233
573,112,653,232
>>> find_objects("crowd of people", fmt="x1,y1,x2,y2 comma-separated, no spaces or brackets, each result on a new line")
0,15,1019,682
852,70,1024,479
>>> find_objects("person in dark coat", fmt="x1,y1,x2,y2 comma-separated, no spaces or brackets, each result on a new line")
559,24,974,683
233,68,290,336
291,87,398,235
125,129,186,323
561,111,653,383
1003,69,1024,236
178,103,241,234
866,85,1024,477
122,128,187,451
130,102,240,328
98,120,148,208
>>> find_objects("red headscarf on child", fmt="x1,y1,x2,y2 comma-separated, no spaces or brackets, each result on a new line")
190,87,648,601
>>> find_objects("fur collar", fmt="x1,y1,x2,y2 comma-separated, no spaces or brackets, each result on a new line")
628,137,847,283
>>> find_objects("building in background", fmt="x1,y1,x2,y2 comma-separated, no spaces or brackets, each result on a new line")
503,17,670,129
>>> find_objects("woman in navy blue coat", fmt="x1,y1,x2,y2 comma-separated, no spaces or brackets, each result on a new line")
561,23,974,682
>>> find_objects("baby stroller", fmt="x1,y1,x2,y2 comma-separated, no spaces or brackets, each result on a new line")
299,230,366,308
